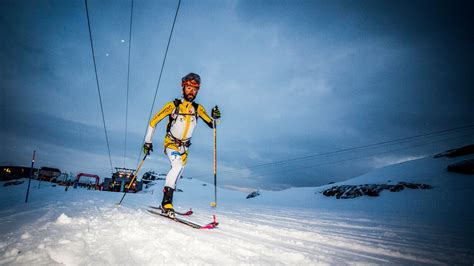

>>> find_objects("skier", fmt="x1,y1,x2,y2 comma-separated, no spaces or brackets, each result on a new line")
143,73,221,217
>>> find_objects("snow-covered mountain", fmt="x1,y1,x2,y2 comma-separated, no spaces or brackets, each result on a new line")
0,151,473,264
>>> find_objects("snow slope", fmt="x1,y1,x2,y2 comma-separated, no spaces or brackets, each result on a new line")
0,153,473,264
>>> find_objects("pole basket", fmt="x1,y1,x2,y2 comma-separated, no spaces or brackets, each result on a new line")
210,202,217,207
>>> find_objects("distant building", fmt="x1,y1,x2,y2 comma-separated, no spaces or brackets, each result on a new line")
0,166,38,181
37,167,61,182
102,167,143,193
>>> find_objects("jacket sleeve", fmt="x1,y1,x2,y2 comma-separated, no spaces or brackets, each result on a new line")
144,101,175,143
197,104,215,128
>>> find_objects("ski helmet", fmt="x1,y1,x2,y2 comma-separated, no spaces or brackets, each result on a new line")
181,72,201,88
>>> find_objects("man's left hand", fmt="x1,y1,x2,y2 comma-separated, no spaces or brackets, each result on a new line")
211,106,221,119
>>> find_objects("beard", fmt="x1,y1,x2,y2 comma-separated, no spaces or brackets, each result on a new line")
184,92,196,101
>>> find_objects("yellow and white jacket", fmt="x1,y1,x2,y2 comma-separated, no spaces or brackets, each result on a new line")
145,99,214,151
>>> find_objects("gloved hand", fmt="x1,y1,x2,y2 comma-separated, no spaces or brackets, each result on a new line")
211,106,221,119
143,143,153,155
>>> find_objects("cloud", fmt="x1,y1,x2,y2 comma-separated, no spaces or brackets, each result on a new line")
1,0,472,190
369,155,426,169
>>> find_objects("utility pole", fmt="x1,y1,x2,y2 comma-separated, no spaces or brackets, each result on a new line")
25,150,36,203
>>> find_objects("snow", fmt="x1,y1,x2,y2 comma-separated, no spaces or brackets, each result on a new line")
0,153,473,264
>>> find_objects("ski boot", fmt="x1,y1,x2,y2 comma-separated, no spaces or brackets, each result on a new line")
160,186,176,218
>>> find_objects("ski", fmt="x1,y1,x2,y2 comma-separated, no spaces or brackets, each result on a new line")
146,209,218,229
148,205,193,216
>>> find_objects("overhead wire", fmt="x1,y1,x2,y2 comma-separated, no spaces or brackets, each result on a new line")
84,0,114,174
124,0,134,168
134,0,182,168
237,131,474,181
187,124,474,179
259,124,474,168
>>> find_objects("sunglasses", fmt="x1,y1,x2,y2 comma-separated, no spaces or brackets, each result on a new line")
182,79,200,88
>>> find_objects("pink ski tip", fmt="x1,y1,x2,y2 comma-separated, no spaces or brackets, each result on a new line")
200,215,219,229
183,209,194,216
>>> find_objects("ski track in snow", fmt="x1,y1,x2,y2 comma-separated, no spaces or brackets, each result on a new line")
2,153,474,266
0,200,472,265
215,208,470,264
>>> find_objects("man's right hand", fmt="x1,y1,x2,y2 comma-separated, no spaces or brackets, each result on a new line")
143,143,153,155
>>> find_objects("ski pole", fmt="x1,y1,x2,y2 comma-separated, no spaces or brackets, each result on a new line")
210,119,217,207
117,154,147,205
25,150,36,203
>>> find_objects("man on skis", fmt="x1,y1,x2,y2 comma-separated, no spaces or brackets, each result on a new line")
143,73,221,217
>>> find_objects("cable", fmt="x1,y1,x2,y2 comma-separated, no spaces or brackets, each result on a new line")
124,0,134,168
84,0,114,174
231,132,474,181
264,125,474,167
187,124,474,179
135,0,182,168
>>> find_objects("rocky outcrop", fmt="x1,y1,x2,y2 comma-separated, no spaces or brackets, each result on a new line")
321,182,432,199
434,144,474,158
246,190,261,199
447,159,474,175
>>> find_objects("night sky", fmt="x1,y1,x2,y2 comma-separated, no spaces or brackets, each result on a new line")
1,0,473,191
